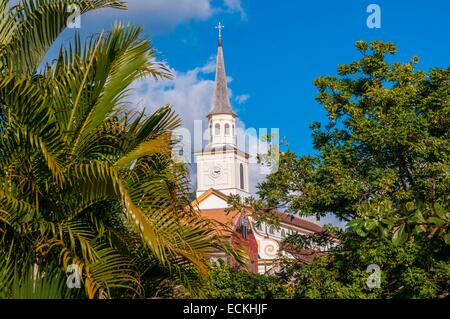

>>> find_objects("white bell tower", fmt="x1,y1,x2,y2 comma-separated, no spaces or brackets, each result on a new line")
195,23,250,199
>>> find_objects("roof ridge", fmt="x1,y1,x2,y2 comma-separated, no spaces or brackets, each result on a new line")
276,211,323,231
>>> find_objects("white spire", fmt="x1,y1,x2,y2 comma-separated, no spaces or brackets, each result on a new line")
209,22,234,117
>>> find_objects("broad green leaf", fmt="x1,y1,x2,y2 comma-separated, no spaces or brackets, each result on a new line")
347,219,362,229
410,210,425,223
355,227,368,237
428,217,445,227
444,233,450,245
364,219,378,231
392,224,408,246
434,203,448,220
380,217,394,229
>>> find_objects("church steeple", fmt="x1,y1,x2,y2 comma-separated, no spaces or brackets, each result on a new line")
195,24,250,199
208,22,235,117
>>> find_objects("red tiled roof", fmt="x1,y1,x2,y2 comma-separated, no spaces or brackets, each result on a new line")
280,243,325,264
276,212,323,233
193,188,323,235
198,208,240,236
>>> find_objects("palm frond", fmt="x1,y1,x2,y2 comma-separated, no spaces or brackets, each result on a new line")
3,0,127,74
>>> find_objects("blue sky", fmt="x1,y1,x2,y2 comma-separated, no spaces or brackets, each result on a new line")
63,0,450,157
43,0,449,226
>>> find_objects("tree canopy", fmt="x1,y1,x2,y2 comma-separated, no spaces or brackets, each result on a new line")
249,41,450,298
258,41,449,246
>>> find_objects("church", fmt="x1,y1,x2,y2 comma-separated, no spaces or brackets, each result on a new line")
192,24,324,274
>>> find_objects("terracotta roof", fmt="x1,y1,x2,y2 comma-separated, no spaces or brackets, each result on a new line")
192,189,323,235
280,244,325,264
198,208,240,236
276,212,323,233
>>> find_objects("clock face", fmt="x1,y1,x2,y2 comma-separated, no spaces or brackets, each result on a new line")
210,166,222,179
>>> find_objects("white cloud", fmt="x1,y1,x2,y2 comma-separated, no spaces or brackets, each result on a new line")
86,0,247,34
223,0,246,19
129,57,268,195
235,94,250,104
125,0,213,33
129,61,213,191
130,59,215,134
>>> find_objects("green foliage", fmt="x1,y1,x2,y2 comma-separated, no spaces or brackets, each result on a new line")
0,0,240,299
205,264,289,299
254,41,449,299
258,40,449,244
277,232,450,299
9,268,73,299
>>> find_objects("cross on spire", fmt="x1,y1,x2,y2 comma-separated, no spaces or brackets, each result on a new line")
215,22,224,46
209,21,234,118
215,22,224,38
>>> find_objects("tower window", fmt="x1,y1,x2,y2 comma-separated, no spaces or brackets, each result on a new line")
240,163,244,190
215,123,220,135
225,123,230,135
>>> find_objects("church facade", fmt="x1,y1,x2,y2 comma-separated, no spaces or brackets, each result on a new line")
192,26,323,274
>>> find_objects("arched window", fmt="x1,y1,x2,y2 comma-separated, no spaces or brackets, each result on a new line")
240,163,244,190
209,124,212,137
215,123,220,135
225,123,230,135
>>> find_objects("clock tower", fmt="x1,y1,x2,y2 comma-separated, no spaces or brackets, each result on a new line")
195,23,250,198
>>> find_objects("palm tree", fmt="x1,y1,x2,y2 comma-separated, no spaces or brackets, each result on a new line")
0,0,242,298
